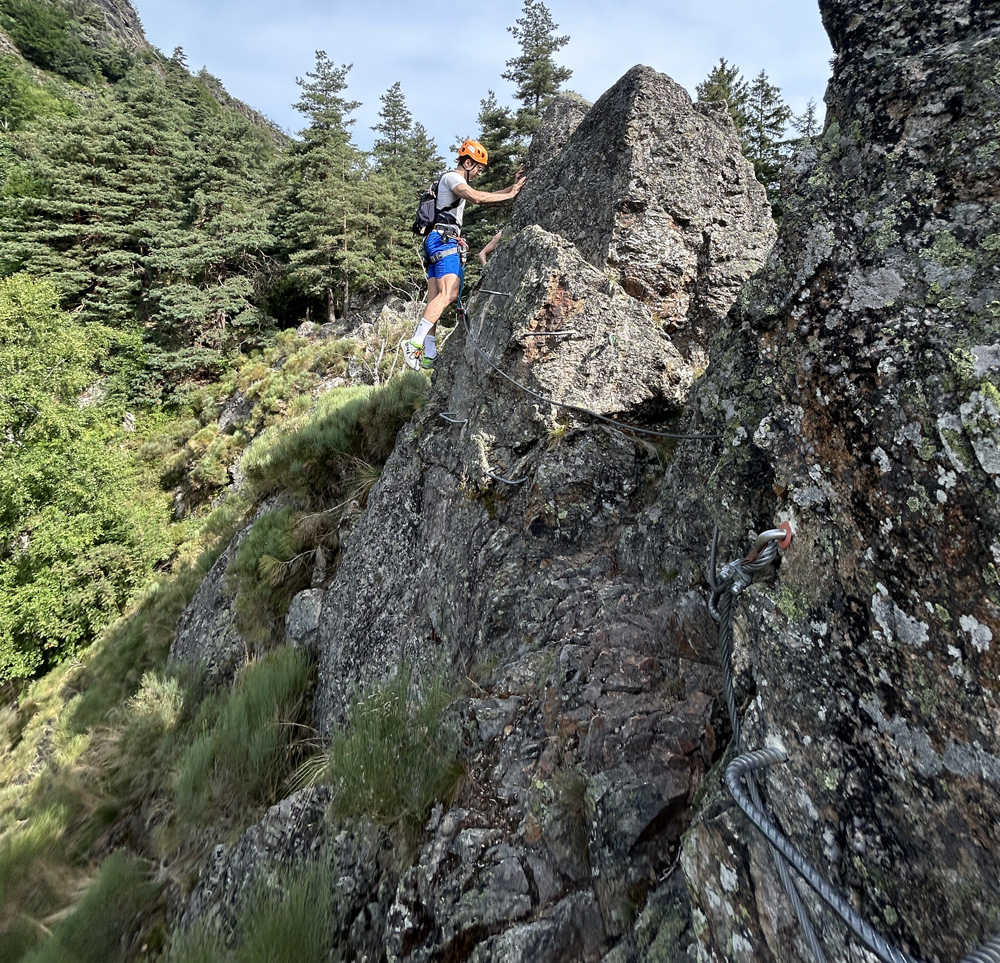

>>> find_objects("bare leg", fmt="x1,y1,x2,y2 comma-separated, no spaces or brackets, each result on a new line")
422,273,462,332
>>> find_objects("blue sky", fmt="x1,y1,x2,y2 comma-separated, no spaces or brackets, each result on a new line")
132,0,834,155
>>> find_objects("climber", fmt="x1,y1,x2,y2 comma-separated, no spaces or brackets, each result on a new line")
403,140,526,371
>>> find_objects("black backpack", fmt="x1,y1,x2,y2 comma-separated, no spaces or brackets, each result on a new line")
411,176,461,236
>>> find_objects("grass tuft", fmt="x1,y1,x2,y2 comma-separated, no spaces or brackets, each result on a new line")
17,853,162,963
164,856,333,963
298,668,464,852
175,648,312,826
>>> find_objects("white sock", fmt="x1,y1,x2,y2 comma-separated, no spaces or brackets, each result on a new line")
424,335,437,360
411,318,433,346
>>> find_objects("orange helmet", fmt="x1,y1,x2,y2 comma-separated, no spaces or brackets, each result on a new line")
458,139,489,166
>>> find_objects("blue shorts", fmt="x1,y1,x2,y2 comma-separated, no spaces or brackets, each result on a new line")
424,231,464,280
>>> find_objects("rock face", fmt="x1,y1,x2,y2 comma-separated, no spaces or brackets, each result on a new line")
658,1,1000,960
175,4,1000,959
89,0,148,49
266,61,771,963
169,518,256,683
312,64,771,731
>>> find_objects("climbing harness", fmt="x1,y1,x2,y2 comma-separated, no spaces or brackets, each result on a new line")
425,244,459,266
709,526,1000,963
424,231,468,268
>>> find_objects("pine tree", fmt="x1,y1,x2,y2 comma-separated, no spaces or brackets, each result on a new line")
501,0,572,130
405,122,444,195
369,85,443,293
460,2,571,259
745,69,792,195
371,81,412,163
696,58,751,139
276,53,370,322
793,98,821,139
145,109,277,351
0,67,191,327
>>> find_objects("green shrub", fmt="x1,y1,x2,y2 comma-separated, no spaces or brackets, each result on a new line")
18,853,161,963
309,669,464,849
165,856,333,963
0,57,71,131
0,275,173,682
175,648,312,825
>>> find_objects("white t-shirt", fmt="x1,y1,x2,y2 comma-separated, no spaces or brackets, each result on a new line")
436,170,467,228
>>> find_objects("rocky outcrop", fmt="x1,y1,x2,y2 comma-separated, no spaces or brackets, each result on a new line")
255,61,773,963
178,788,334,939
177,788,398,962
85,0,148,51
385,645,715,962
512,66,775,369
521,92,592,173
169,519,255,684
312,64,772,731
0,28,19,57
654,1,1000,960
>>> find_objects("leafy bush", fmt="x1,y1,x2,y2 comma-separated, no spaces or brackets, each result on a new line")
175,648,312,825
0,275,172,682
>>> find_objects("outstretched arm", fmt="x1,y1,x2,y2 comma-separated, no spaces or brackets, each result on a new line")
453,176,526,206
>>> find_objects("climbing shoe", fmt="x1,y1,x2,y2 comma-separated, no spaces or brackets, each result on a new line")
402,339,423,371
420,355,435,372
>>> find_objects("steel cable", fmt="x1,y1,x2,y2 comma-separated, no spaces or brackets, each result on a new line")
711,528,1000,963
459,298,721,442
710,533,828,963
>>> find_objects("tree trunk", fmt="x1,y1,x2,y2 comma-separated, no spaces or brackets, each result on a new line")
342,230,350,321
